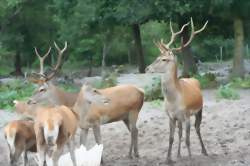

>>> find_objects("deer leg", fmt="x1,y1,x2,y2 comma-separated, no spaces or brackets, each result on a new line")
123,119,131,131
93,125,104,164
195,109,208,156
37,145,46,166
23,150,28,166
52,147,63,166
67,139,77,166
177,121,182,158
132,126,139,158
128,112,139,158
166,118,176,163
185,118,191,157
93,125,102,145
80,128,89,146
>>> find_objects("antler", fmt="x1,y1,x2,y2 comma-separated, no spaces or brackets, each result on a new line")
45,41,67,81
34,47,51,75
166,20,190,49
171,18,208,51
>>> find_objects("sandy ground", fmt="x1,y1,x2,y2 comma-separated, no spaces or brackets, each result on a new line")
0,89,250,166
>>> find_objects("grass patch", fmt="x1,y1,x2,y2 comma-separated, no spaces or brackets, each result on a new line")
144,76,163,101
216,84,240,100
150,99,163,108
93,72,118,89
58,83,79,93
229,77,250,89
194,72,217,89
0,79,35,110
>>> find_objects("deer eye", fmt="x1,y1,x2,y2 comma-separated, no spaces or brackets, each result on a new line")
162,59,168,61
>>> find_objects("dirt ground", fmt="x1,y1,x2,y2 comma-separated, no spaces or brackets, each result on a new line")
0,88,250,166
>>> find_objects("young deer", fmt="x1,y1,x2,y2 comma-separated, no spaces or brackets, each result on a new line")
146,18,208,163
27,42,144,158
34,84,109,166
73,84,144,158
4,120,36,166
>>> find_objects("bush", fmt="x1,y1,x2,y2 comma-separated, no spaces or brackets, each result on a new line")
0,79,35,110
194,72,218,89
229,77,250,89
93,72,118,89
144,76,163,101
216,84,240,100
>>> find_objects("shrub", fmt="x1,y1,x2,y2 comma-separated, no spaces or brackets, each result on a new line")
93,72,118,89
144,76,163,101
0,79,35,110
194,72,217,89
229,77,250,89
216,84,240,100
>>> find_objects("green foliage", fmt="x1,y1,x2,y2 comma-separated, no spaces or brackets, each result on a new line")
144,76,163,101
58,83,79,93
93,72,118,89
216,84,240,100
150,99,163,108
0,80,35,110
194,73,218,89
229,77,250,89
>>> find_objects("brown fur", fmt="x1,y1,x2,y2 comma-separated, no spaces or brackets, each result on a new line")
4,120,36,165
34,105,78,166
146,38,208,162
73,84,144,158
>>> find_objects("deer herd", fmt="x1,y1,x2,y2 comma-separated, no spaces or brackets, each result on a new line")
3,18,208,166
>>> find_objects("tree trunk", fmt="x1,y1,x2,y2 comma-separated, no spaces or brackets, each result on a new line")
132,24,145,73
232,16,245,78
179,20,197,77
87,55,93,77
10,50,23,76
101,42,107,77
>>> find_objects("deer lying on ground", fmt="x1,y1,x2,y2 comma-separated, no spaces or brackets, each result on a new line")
27,42,145,158
4,120,36,166
146,18,208,163
34,84,110,166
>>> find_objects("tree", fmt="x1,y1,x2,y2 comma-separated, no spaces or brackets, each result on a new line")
210,0,250,78
0,0,57,76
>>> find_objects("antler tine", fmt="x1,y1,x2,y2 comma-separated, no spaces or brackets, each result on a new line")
154,39,167,54
172,18,208,51
34,47,51,75
46,41,68,81
166,20,190,48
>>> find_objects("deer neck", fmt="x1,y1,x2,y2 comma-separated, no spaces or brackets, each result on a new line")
162,62,180,101
72,90,90,117
51,85,78,107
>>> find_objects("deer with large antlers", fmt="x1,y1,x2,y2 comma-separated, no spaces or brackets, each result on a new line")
27,42,144,158
146,18,208,163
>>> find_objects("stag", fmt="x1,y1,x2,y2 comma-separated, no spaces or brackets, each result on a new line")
146,18,208,163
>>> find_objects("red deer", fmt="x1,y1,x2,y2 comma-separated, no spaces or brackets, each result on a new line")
27,42,144,158
34,84,110,166
4,120,36,166
146,18,208,163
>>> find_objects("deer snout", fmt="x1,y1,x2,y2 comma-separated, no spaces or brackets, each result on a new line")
47,136,55,146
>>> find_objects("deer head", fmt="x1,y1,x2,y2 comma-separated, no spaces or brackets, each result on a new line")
28,42,67,105
146,18,208,73
73,84,110,115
